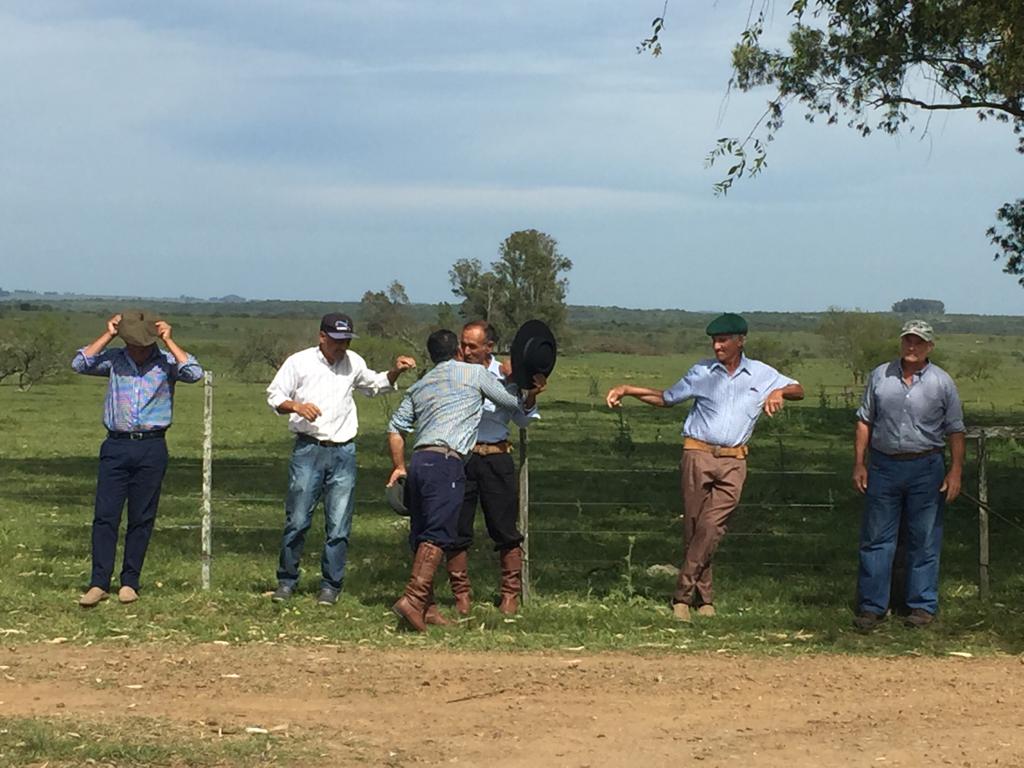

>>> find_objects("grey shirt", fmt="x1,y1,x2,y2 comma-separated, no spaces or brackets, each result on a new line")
388,359,523,456
857,360,965,454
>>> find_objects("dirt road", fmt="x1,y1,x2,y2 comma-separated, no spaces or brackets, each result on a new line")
3,643,1024,767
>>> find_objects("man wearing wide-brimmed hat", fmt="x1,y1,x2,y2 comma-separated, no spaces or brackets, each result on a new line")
852,320,964,632
72,310,204,607
266,313,417,607
606,313,804,622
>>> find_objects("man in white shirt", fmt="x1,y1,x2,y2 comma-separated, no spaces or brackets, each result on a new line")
446,321,539,615
266,313,416,605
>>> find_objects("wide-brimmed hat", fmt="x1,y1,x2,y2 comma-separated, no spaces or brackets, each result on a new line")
386,475,410,516
509,319,557,390
119,309,160,347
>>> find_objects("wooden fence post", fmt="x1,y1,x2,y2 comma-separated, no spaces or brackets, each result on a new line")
518,426,530,605
201,371,214,590
977,430,989,601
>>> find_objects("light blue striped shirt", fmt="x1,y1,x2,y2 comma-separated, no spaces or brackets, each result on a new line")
388,359,523,455
662,355,798,447
857,360,964,454
476,357,539,443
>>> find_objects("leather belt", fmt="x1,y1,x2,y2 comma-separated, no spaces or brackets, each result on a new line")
296,433,354,448
683,437,749,459
881,447,943,461
472,441,511,456
107,430,167,441
415,445,464,460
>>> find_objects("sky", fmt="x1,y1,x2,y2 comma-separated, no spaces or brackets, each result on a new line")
1,1,1021,314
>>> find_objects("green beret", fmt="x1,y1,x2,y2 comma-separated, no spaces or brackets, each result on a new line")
705,313,748,336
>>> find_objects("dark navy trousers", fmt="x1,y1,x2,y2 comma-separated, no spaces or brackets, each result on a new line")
406,450,465,551
90,436,169,591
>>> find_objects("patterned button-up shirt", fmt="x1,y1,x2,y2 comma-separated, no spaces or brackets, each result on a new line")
72,346,204,432
662,355,798,447
857,360,965,454
388,359,523,456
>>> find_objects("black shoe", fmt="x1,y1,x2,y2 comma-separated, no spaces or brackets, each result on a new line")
904,608,935,628
271,584,294,602
316,587,340,606
853,611,885,632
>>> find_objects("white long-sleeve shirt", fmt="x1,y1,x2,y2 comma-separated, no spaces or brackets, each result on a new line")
267,346,394,443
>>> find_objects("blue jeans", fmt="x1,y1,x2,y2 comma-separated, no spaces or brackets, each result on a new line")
276,439,357,591
857,450,946,616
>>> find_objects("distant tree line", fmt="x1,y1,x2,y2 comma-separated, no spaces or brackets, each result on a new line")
891,298,945,315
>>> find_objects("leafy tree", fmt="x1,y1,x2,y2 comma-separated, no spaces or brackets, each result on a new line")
818,309,900,385
955,349,1002,382
360,280,413,340
642,0,1024,281
230,328,306,380
892,298,945,315
0,320,68,391
449,229,572,341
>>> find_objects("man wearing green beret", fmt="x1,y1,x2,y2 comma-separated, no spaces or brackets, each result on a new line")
607,313,804,621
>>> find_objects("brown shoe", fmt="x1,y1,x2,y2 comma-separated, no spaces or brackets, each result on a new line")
853,611,885,632
393,542,444,632
671,602,691,622
498,546,523,615
904,609,935,628
446,549,472,615
696,604,716,618
117,586,139,604
79,587,109,608
424,584,452,626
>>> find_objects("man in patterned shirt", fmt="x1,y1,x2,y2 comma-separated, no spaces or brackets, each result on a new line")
606,313,804,622
73,311,204,607
386,329,544,631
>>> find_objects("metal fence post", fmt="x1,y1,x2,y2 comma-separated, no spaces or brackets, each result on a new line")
518,426,530,604
201,371,214,590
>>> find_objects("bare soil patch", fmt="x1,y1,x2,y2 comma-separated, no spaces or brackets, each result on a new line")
3,643,1024,767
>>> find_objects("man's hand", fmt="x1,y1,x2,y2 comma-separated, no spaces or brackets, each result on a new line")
852,463,869,494
940,469,962,503
154,320,172,342
106,314,122,337
394,355,416,373
499,359,512,378
527,373,547,395
292,402,322,422
387,467,407,487
763,388,786,416
606,386,627,409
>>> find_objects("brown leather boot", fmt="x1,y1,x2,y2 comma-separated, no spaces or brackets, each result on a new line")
393,542,444,632
446,549,472,616
424,583,452,626
498,546,523,614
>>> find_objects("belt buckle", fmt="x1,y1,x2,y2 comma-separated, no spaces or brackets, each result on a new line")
711,445,721,458
130,432,144,441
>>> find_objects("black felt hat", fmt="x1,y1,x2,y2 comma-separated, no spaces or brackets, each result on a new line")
509,319,557,390
385,475,410,516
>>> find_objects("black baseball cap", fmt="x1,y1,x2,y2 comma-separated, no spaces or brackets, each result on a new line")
320,313,358,340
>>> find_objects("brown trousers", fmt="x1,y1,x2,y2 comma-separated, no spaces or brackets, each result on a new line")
672,449,747,606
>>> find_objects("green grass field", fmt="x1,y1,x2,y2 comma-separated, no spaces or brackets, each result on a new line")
2,308,1024,658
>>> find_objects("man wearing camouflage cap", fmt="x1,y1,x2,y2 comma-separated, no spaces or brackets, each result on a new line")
606,313,804,621
852,320,964,631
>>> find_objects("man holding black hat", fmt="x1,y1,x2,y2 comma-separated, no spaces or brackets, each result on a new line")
852,320,964,631
606,313,804,621
386,328,546,632
73,311,204,607
267,313,416,606
444,321,540,616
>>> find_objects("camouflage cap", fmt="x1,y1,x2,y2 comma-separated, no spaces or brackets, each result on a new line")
705,313,748,337
900,319,935,342
118,309,160,347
